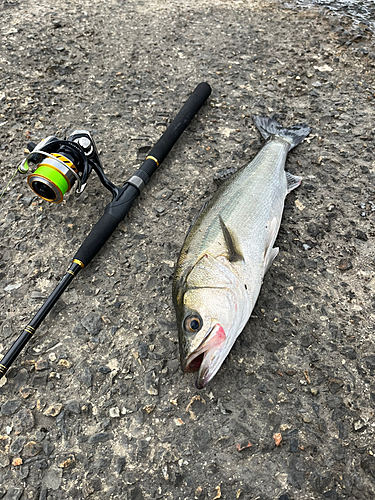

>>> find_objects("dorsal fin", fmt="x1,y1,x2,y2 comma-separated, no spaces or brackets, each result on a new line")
219,215,243,262
184,201,208,243
213,165,242,186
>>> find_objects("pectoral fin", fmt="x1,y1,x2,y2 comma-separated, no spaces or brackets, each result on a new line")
219,215,243,262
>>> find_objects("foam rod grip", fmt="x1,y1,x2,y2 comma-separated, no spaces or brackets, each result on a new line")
147,82,211,166
73,185,139,266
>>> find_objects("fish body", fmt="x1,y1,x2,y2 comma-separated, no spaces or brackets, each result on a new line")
173,116,311,388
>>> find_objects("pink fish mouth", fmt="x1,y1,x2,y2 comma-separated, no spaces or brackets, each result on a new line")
184,323,226,389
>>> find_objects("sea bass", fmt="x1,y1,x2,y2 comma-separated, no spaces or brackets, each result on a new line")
172,115,311,388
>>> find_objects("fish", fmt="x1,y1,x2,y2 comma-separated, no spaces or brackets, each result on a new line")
172,115,311,389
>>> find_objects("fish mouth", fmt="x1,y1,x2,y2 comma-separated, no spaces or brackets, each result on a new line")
183,323,226,389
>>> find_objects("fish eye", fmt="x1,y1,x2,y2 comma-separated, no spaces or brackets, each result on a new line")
184,315,202,333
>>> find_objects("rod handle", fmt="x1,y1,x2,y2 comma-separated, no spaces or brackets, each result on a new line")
150,82,211,164
73,82,211,267
73,185,139,266
137,82,212,181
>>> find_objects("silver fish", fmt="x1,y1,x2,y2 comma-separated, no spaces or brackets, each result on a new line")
173,115,311,388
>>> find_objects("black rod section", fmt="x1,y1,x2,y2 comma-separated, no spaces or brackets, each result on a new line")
73,82,211,268
0,82,211,379
138,81,212,180
0,263,82,376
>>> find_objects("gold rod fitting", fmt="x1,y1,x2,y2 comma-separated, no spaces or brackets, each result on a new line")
24,325,35,335
145,156,160,167
73,259,85,268
0,364,8,373
67,270,75,277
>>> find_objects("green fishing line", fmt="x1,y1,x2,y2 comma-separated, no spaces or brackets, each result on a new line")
33,165,69,196
0,166,20,202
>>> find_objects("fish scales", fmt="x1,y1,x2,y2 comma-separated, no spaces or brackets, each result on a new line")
185,140,290,261
173,115,311,388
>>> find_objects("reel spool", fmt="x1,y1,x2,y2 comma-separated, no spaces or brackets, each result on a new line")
18,132,98,203
27,153,78,203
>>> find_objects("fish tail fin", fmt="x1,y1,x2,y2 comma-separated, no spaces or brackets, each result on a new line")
253,115,311,150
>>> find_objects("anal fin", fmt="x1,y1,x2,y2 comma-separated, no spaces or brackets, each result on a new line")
286,172,302,193
218,215,243,262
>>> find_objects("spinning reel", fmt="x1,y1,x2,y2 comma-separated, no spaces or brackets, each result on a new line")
18,130,113,203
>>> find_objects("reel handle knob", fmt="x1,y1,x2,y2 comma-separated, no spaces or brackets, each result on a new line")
76,136,93,155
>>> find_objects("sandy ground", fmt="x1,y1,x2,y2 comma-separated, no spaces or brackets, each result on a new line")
0,0,375,499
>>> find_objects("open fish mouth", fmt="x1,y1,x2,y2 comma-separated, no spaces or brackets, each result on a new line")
183,323,226,389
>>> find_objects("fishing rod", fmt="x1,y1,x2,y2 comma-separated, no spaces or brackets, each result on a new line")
0,81,212,380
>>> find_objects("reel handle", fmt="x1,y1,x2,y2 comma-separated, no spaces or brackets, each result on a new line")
73,82,211,267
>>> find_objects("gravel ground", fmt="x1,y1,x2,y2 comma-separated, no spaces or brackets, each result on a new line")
0,0,375,499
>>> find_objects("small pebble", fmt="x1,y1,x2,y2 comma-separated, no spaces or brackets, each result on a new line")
43,404,63,417
116,457,126,474
1,400,21,416
58,359,71,369
88,432,113,444
58,455,76,468
35,359,49,371
19,386,33,399
23,441,42,458
10,436,26,455
98,365,111,374
355,230,368,241
273,433,282,446
109,407,120,418
338,258,353,271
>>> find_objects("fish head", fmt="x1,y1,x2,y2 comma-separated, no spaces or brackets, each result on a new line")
174,254,249,388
